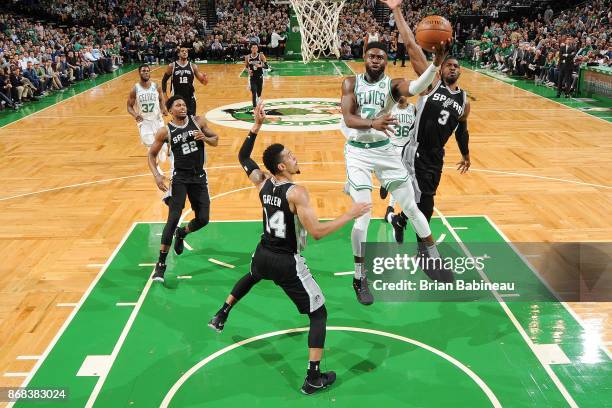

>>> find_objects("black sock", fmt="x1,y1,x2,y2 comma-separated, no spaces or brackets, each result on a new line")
217,302,232,316
158,251,168,264
307,360,321,381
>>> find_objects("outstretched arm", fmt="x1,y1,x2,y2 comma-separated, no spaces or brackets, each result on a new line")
382,0,428,76
290,186,371,240
394,41,449,97
238,102,268,187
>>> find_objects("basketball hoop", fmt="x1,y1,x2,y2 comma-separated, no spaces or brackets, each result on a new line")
289,0,346,63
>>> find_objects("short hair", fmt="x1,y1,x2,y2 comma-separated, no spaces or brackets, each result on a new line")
166,95,185,111
138,64,150,72
262,143,285,175
443,55,460,65
365,41,388,54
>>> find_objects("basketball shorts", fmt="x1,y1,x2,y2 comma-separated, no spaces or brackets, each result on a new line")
250,244,325,314
138,118,164,146
414,148,444,196
344,141,410,192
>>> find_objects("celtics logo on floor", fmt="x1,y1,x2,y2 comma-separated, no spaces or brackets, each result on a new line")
206,98,342,132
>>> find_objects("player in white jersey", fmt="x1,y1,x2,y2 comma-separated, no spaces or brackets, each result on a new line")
381,96,417,243
341,0,450,305
127,64,173,202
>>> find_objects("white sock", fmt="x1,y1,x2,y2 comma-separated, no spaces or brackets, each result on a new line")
386,212,394,223
427,243,440,259
354,263,363,280
388,195,396,208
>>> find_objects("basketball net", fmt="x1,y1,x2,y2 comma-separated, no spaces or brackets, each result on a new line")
289,0,346,63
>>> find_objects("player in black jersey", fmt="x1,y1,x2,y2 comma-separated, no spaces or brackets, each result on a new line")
208,103,370,395
161,47,208,116
390,56,471,282
245,44,268,109
147,95,219,282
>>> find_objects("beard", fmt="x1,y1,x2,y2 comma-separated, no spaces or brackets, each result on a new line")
444,75,458,85
365,65,385,80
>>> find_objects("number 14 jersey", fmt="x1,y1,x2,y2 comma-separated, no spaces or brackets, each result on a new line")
259,178,307,254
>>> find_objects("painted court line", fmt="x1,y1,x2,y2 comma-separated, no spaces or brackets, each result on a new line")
466,65,611,125
116,303,137,307
334,271,354,276
56,303,78,307
16,356,40,361
160,326,502,408
4,372,29,378
209,258,235,269
6,223,138,408
436,233,446,243
436,209,579,408
138,263,156,267
177,276,192,280
483,215,612,362
184,241,193,251
0,65,143,131
3,162,609,202
84,266,156,408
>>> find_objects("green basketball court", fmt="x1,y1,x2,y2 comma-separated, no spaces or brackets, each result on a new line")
10,216,611,407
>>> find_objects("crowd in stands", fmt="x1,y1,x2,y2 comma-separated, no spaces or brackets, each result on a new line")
466,0,610,95
1,0,610,112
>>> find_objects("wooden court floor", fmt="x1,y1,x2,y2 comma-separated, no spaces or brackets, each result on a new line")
0,61,610,394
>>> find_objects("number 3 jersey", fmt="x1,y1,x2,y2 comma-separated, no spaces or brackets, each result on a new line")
414,80,466,151
167,116,206,171
259,178,307,254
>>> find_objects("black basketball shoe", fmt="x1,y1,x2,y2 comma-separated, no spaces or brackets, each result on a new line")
208,313,227,333
301,371,337,395
353,277,374,305
152,262,166,282
174,227,186,255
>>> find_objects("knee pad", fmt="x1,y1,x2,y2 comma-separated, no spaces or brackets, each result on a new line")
308,305,327,348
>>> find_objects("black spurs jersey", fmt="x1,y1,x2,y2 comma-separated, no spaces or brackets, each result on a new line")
414,80,466,152
167,115,206,170
259,178,307,254
172,61,195,98
247,53,264,79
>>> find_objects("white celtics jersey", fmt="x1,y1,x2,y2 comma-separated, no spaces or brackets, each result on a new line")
135,82,162,121
389,103,416,147
340,73,395,143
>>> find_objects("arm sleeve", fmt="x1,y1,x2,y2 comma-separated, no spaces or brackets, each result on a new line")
408,63,439,95
238,131,261,175
455,121,470,156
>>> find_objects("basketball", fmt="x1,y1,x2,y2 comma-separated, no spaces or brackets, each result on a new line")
415,15,453,52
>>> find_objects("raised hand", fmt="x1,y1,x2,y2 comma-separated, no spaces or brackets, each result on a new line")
380,0,403,10
433,39,453,67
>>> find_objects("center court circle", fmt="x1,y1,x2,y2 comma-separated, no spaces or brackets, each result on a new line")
205,97,342,132
160,326,501,407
